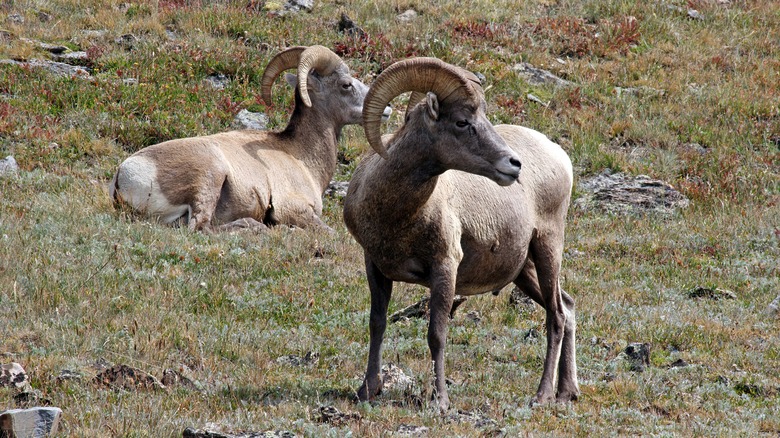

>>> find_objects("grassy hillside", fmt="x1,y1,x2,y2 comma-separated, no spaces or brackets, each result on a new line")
1,0,779,436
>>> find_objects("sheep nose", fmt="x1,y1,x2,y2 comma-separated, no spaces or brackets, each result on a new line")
510,157,521,170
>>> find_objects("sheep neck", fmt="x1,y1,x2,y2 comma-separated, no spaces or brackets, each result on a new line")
279,105,342,192
366,139,442,224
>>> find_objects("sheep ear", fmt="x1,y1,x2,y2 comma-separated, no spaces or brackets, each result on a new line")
425,92,439,121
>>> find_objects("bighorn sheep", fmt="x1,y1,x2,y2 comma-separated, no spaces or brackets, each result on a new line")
111,45,387,232
343,58,578,411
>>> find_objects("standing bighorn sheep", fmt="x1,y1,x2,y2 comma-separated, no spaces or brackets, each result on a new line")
344,58,578,410
111,45,386,232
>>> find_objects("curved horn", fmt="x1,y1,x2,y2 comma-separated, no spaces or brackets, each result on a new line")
297,45,344,108
405,68,484,114
364,57,478,159
261,46,307,106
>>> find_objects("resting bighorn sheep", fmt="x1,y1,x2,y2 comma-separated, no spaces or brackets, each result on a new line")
343,58,578,411
111,45,383,232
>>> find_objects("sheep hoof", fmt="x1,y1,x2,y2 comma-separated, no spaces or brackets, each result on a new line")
529,392,556,407
556,388,580,403
356,377,382,402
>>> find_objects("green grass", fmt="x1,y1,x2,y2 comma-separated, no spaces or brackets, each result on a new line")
1,0,779,436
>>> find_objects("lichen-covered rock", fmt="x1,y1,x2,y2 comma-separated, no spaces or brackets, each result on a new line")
0,362,27,389
574,171,690,215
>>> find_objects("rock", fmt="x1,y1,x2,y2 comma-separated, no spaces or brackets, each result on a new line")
397,9,418,23
37,11,53,22
0,407,62,438
0,29,13,42
317,405,361,426
765,294,780,316
267,0,313,16
397,424,429,436
232,109,268,130
0,59,91,79
613,86,665,98
574,171,690,215
509,286,536,309
161,368,202,391
686,286,737,300
54,369,83,383
115,33,138,49
53,51,90,64
0,156,19,176
465,310,482,324
624,342,651,372
337,12,365,38
667,358,689,368
512,62,574,88
92,364,165,391
204,73,230,90
6,14,24,25
324,180,349,198
284,0,314,13
526,93,548,107
275,351,319,367
687,9,705,20
0,363,28,389
183,426,297,437
381,364,414,392
447,410,498,429
13,389,53,408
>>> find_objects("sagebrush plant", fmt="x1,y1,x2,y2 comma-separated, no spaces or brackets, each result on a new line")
1,0,778,436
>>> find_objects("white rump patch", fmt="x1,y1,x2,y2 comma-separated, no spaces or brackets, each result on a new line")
115,155,190,223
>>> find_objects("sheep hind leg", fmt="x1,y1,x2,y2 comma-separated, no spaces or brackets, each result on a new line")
515,240,573,406
357,258,393,402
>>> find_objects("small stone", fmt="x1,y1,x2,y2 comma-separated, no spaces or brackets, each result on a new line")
397,424,429,436
37,11,53,22
381,364,414,392
337,12,365,37
624,342,651,372
54,369,83,383
397,9,418,23
0,362,27,389
232,109,268,130
324,180,349,199
668,358,689,368
687,286,737,300
526,93,548,107
7,14,24,25
161,368,202,391
0,407,62,437
275,351,319,367
204,73,230,90
115,33,138,49
318,405,361,426
0,156,19,176
465,310,482,324
687,9,705,20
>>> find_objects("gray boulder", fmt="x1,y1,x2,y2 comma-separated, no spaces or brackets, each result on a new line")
574,170,690,215
0,407,62,438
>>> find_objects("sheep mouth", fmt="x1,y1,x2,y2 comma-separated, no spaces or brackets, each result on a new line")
494,169,520,186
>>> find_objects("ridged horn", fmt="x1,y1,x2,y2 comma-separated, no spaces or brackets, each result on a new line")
297,45,344,108
261,46,307,106
405,67,484,114
364,57,478,159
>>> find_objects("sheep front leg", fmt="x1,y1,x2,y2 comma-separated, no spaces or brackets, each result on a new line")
427,261,458,413
357,257,393,402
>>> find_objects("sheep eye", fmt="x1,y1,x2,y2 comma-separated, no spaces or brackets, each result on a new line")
342,83,353,90
456,120,469,128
